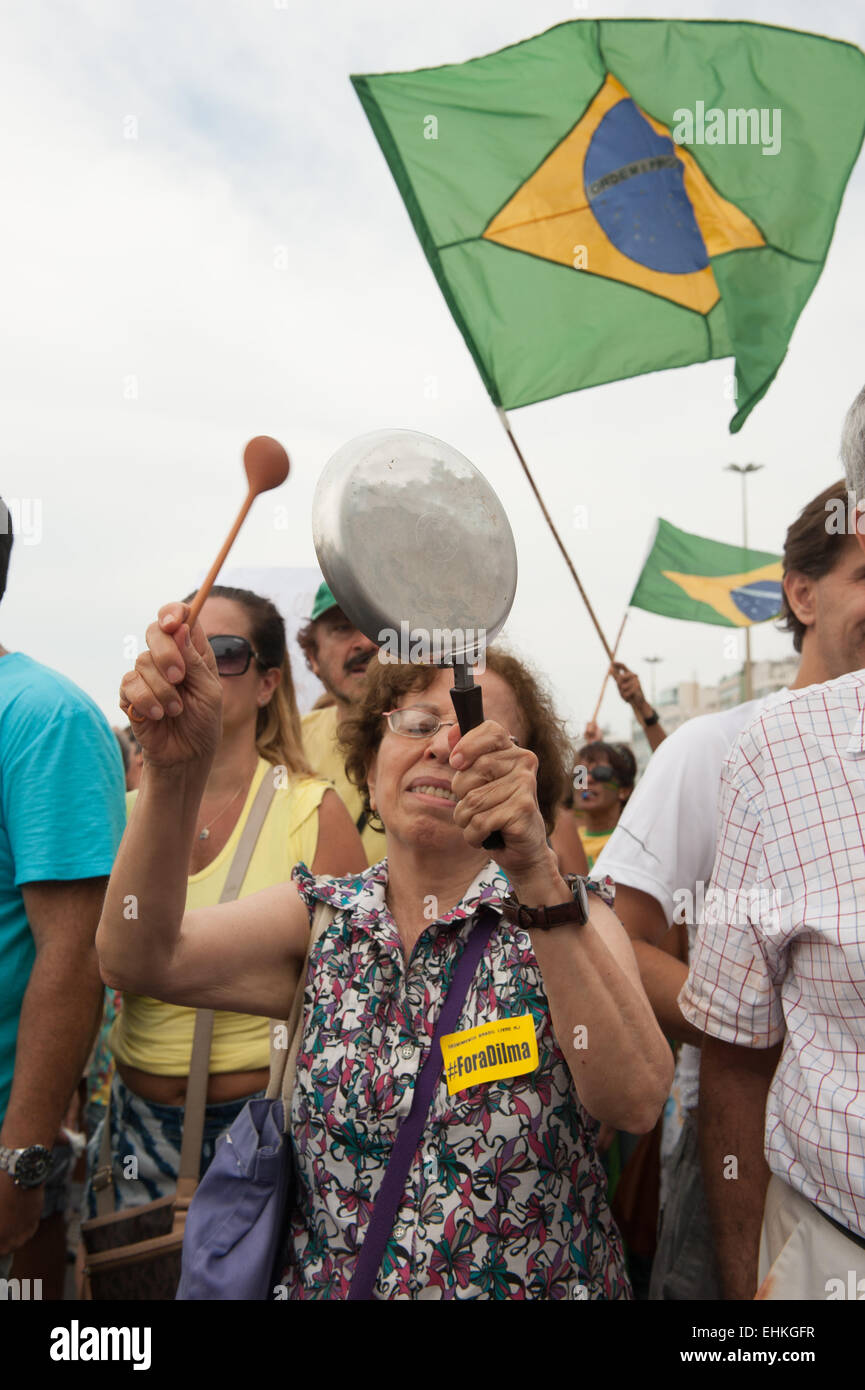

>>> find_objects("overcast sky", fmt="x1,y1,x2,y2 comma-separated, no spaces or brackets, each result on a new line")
1,0,863,743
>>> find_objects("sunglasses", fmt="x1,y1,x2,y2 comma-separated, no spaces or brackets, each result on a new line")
208,635,265,677
575,763,620,788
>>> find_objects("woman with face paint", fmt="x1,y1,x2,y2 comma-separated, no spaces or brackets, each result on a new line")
571,741,637,870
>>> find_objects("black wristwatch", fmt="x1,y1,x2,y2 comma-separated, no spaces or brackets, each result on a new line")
643,708,660,727
0,1143,53,1189
500,874,590,930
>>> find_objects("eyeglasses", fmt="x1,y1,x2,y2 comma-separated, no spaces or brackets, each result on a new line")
383,707,459,739
384,706,521,745
208,635,264,677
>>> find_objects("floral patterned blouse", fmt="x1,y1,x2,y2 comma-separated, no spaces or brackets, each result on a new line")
281,859,631,1301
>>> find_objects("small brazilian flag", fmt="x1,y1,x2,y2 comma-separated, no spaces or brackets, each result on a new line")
630,518,782,627
352,21,865,431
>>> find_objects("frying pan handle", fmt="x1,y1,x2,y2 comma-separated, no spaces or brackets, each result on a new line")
449,683,506,854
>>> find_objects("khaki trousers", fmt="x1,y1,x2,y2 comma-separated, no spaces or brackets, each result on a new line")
756,1175,865,1300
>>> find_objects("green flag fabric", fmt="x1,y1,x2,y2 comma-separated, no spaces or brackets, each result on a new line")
352,20,865,431
629,518,783,627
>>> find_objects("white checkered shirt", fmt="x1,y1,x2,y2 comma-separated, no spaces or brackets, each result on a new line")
679,670,865,1237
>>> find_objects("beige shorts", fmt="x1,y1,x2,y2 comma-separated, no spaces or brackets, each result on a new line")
756,1175,865,1300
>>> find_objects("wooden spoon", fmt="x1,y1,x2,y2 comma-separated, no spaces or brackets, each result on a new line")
124,436,289,724
186,435,290,627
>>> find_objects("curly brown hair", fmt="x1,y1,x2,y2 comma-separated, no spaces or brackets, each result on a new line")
338,649,571,835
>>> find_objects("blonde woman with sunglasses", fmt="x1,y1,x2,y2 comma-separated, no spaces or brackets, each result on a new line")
88,586,365,1219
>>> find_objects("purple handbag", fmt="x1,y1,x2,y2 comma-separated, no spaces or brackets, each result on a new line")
177,905,496,1301
175,898,334,1302
175,1096,294,1301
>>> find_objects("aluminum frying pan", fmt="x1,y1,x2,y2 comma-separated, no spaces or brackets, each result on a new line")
312,428,518,850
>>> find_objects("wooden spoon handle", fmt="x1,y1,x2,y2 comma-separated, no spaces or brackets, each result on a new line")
187,489,255,627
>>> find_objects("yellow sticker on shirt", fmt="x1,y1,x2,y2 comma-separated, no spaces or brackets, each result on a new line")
440,1015,538,1095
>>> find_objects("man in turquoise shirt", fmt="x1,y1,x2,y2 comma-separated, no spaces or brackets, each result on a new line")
0,501,124,1294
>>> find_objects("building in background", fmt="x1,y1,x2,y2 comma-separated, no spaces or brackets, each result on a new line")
629,657,799,772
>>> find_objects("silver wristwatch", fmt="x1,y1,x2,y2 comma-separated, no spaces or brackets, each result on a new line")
0,1143,53,1189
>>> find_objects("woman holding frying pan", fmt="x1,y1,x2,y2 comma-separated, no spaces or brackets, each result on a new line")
101,600,671,1299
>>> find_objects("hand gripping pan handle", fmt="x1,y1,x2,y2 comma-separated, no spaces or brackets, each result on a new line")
449,662,504,854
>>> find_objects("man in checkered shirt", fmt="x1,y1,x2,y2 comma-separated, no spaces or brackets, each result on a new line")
681,385,865,1300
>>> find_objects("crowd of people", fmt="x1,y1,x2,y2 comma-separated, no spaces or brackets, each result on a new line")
1,385,864,1301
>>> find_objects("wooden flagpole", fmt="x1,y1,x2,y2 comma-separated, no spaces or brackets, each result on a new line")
494,408,650,731
591,612,628,723
496,407,615,661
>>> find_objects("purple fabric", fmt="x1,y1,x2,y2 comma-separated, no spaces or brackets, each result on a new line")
347,908,497,1301
176,1097,293,1301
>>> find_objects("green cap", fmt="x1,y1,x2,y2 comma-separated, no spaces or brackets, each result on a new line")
310,580,339,622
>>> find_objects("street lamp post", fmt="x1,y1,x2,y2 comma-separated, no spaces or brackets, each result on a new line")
725,462,764,701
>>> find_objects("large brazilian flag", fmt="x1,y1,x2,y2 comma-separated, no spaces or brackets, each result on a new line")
630,518,783,627
352,21,865,431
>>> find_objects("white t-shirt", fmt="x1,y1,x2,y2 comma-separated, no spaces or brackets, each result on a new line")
594,693,788,1114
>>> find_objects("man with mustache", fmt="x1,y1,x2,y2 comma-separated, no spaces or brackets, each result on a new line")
298,582,387,864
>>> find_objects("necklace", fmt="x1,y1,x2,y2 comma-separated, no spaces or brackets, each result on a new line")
197,783,246,841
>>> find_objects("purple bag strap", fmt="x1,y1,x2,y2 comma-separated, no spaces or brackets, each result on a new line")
347,905,497,1301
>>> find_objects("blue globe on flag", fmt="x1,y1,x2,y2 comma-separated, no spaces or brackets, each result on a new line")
730,580,783,623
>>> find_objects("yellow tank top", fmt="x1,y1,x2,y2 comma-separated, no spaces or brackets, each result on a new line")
302,704,387,865
109,759,328,1076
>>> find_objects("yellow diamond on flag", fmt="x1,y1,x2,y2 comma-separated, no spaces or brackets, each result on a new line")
661,562,783,627
483,74,765,313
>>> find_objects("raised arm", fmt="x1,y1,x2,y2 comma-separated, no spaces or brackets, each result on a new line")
96,603,310,1019
450,723,673,1133
533,885,674,1131
610,662,666,751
